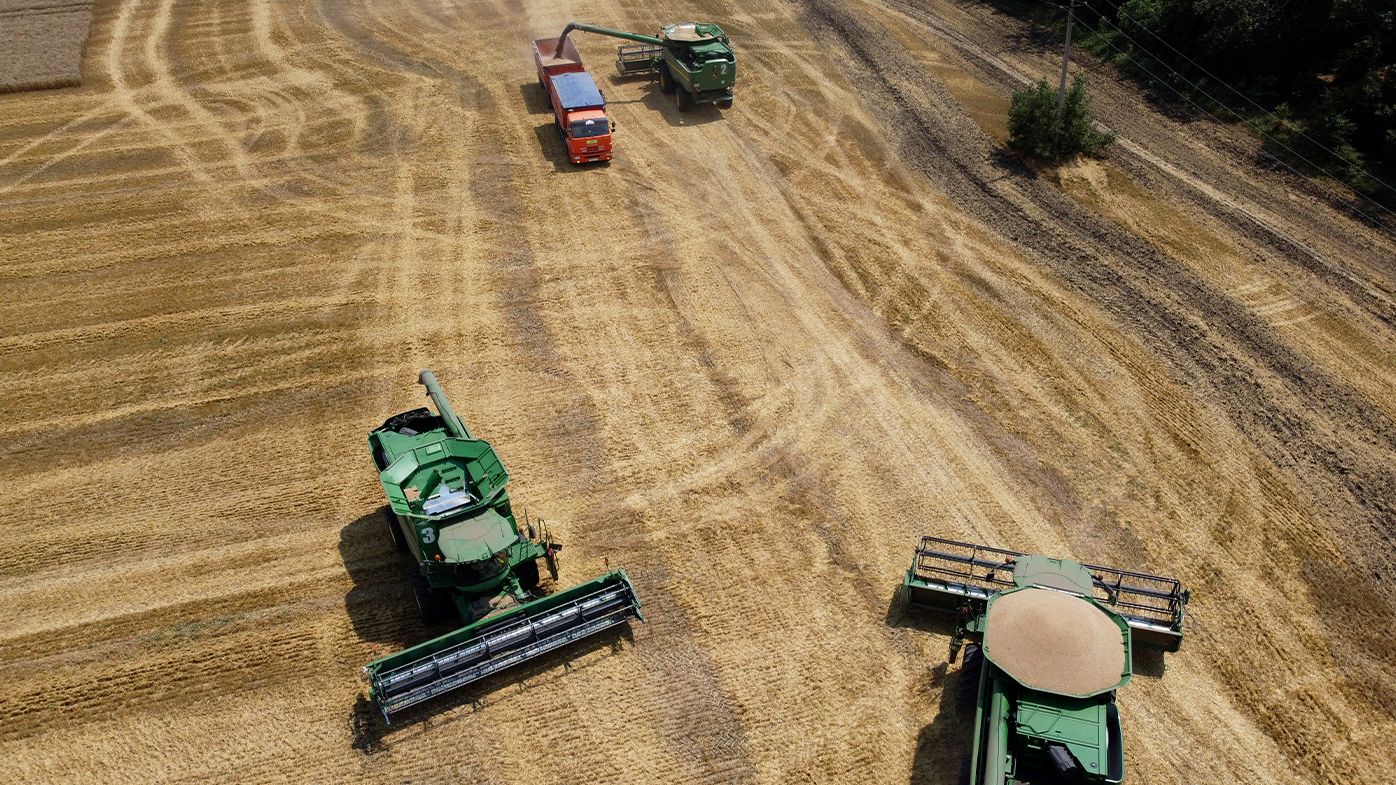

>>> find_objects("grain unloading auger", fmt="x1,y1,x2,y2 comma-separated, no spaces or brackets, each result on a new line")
554,21,735,111
362,370,643,720
902,536,1191,785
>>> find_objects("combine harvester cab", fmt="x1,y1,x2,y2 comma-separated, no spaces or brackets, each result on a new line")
902,536,1190,785
363,370,643,720
555,21,736,112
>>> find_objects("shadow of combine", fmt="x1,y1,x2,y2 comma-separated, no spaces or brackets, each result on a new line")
347,622,636,752
885,585,975,785
602,71,728,127
884,584,958,637
339,508,429,647
1131,646,1167,679
637,86,727,127
909,659,977,785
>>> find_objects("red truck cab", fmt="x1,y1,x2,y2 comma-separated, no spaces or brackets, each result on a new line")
533,37,614,164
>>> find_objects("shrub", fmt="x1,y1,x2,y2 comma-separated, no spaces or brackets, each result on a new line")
1008,75,1116,161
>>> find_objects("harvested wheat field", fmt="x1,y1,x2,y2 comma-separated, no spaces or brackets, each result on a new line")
2,0,1394,782
0,0,93,92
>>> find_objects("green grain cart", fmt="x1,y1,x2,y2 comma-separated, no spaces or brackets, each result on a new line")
902,536,1190,784
555,21,735,111
362,370,643,720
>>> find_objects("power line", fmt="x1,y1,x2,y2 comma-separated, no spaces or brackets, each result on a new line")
1053,0,1081,153
914,0,1396,230
1065,12,1396,230
1088,0,1396,201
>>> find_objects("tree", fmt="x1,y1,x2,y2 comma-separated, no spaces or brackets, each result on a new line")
1008,75,1116,161
1096,0,1396,206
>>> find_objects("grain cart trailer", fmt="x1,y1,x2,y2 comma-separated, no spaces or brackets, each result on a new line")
902,536,1191,784
554,21,735,112
363,370,643,719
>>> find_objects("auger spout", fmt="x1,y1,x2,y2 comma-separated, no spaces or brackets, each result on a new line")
557,21,663,53
417,369,470,440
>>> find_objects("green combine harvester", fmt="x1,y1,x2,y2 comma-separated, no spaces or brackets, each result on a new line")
902,536,1191,784
362,370,643,720
555,21,736,111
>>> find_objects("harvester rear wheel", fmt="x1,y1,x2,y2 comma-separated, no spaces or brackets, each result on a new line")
676,88,692,113
384,508,408,553
658,65,676,94
717,99,733,110
956,644,983,710
409,568,452,624
515,559,540,590
957,754,971,785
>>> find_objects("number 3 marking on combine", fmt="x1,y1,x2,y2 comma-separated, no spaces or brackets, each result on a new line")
421,527,436,544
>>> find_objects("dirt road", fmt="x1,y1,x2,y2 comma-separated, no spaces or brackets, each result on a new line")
1,0,1392,782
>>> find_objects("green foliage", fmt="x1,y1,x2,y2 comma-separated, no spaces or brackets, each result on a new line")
1008,79,1061,159
1074,0,1396,206
1008,75,1116,161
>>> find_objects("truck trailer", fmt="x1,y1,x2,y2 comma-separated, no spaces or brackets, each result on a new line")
533,36,614,164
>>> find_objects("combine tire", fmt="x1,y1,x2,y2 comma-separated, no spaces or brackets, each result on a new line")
957,754,971,785
384,508,408,553
956,644,983,710
717,98,733,110
658,66,676,94
515,559,541,590
409,568,452,624
676,88,692,113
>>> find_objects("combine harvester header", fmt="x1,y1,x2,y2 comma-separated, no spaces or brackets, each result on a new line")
902,535,1190,784
367,571,642,716
904,535,1189,652
363,371,643,720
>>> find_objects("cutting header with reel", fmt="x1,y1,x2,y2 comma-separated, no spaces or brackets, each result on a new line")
902,536,1191,785
362,370,643,720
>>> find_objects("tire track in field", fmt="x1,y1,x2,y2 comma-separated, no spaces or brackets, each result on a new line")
801,0,1396,579
877,0,1396,326
103,0,239,205
795,1,1396,780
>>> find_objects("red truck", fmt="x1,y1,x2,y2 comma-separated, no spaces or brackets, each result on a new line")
533,36,614,164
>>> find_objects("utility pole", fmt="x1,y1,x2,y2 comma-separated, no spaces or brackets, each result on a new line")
1054,0,1078,152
